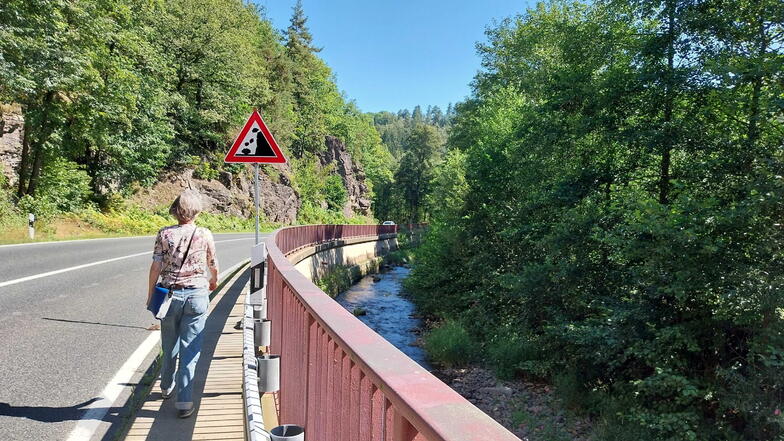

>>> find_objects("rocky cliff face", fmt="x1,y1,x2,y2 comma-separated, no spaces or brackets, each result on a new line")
320,135,372,217
131,164,301,224
0,105,23,186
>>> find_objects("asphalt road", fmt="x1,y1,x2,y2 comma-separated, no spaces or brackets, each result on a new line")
0,232,260,441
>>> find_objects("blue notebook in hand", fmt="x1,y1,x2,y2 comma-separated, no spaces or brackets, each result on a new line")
147,284,171,318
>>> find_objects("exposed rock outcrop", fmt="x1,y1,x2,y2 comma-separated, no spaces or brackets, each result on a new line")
0,105,23,186
320,135,372,217
131,164,301,224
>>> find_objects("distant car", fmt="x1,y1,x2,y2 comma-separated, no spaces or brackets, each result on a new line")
382,221,395,225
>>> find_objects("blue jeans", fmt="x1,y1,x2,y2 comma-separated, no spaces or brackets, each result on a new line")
160,287,210,410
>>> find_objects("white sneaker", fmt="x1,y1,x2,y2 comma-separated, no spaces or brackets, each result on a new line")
161,384,175,399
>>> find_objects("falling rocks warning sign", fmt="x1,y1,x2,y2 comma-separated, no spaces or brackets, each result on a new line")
224,110,286,164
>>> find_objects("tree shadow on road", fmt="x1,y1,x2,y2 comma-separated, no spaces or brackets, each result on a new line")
0,397,113,423
41,317,150,330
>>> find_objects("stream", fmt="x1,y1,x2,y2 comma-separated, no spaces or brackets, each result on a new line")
335,266,431,370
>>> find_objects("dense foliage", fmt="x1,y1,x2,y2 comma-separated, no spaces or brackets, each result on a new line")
407,1,784,439
372,107,453,222
0,0,391,223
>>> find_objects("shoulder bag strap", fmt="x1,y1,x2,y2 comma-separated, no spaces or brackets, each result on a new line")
169,227,198,292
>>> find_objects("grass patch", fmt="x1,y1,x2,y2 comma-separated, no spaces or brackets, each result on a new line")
79,204,270,235
0,205,273,245
511,405,574,441
383,248,414,266
316,264,355,298
423,319,474,368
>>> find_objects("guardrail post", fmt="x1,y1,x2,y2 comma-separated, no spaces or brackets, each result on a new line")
28,213,34,240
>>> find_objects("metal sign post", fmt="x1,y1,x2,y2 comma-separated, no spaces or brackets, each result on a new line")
225,109,286,246
254,163,260,245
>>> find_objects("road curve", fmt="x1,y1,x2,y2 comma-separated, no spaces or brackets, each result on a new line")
0,232,259,441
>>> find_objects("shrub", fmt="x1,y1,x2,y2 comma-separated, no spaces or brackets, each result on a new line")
485,328,544,380
423,320,474,367
316,264,354,297
37,158,93,212
383,249,413,266
324,174,347,211
0,177,22,230
17,194,58,220
193,160,221,181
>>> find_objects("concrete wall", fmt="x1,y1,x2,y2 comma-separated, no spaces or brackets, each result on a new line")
291,236,398,282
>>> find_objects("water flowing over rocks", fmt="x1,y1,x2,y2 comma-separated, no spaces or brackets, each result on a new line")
337,263,594,441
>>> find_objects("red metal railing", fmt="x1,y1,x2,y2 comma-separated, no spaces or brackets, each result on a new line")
264,224,520,441
275,224,398,255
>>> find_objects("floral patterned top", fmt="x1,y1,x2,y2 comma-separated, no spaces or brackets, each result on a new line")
152,223,218,289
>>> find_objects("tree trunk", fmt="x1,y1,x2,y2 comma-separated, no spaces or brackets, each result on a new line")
26,143,44,196
25,91,56,196
86,147,102,195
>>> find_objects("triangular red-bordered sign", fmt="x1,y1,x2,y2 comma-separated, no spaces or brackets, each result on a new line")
224,110,287,163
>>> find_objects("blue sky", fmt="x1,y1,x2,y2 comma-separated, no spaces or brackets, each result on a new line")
253,0,532,113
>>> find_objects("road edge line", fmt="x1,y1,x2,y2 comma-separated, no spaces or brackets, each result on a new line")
0,231,258,249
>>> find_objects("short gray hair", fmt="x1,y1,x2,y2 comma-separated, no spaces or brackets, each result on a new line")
169,190,203,222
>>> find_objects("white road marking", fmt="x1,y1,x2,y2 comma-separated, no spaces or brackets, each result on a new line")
65,331,160,441
0,235,154,249
0,237,253,288
0,251,151,288
0,232,255,249
65,260,249,441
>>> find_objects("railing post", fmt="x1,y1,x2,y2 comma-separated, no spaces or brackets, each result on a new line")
392,411,418,441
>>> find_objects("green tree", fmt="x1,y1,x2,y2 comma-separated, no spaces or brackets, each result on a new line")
0,0,99,198
394,124,443,223
158,0,269,158
408,1,784,439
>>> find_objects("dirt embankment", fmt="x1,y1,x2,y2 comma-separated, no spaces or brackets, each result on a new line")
432,366,593,441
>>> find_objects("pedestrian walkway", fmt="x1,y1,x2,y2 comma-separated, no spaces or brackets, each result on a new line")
123,267,278,440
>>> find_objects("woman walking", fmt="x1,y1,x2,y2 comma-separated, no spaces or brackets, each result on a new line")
147,190,219,418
